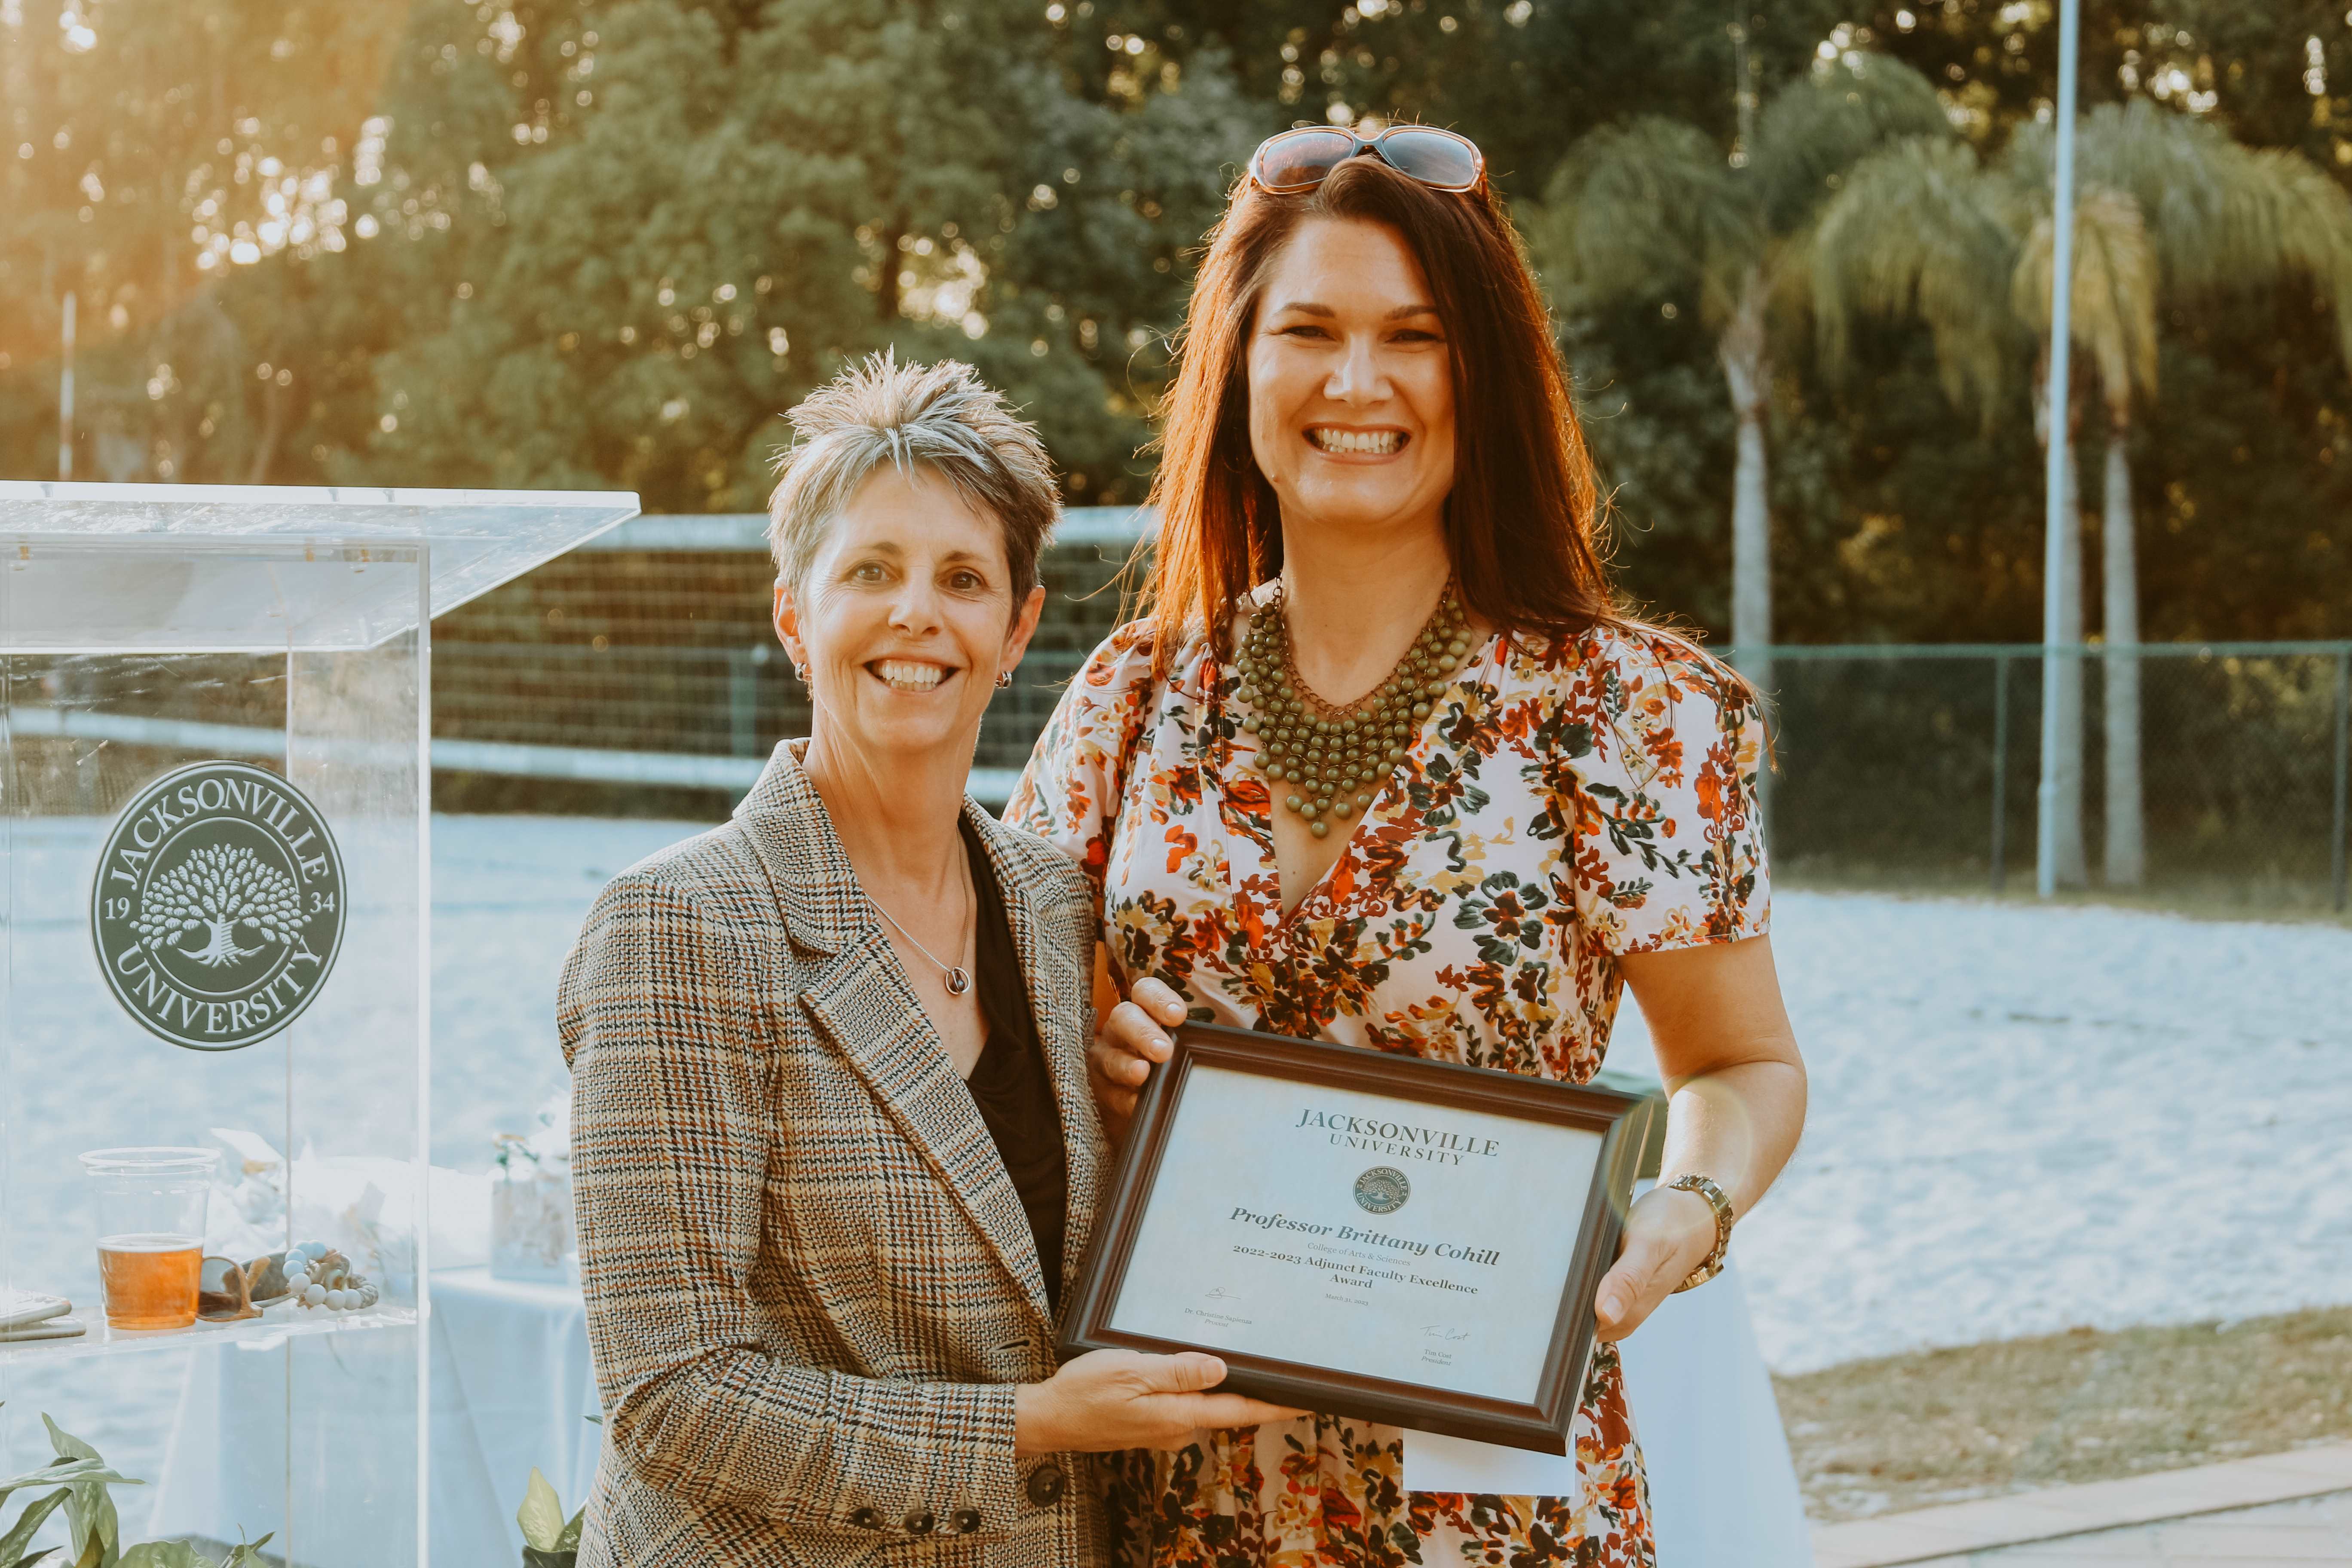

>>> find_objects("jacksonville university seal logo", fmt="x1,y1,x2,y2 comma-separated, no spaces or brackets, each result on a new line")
1353,1166,1411,1215
91,760,346,1051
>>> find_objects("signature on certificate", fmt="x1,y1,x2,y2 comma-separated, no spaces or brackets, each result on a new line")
1205,1286,1238,1302
1421,1325,1470,1341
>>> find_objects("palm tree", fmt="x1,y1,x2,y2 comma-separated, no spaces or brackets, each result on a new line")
1813,101,2352,887
1528,55,1951,698
2031,104,2352,885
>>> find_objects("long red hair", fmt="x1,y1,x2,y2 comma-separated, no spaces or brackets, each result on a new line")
1139,153,1620,670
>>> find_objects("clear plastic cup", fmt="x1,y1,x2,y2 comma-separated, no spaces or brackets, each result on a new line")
80,1147,218,1330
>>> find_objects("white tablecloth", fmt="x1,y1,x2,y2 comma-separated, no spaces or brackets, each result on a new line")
1618,1257,1812,1568
1401,1250,1811,1566
154,1245,1806,1567
428,1268,600,1559
149,1268,598,1565
1599,1011,1813,1565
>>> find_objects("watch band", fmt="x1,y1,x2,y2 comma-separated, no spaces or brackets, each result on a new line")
1664,1173,1734,1292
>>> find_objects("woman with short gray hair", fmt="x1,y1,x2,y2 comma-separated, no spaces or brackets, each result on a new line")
563,352,1290,1568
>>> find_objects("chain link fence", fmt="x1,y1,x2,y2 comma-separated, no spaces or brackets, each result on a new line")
426,517,2352,913
1764,644,2351,913
428,512,1138,807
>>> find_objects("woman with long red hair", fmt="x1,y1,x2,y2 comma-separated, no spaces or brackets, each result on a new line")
1008,126,1807,1566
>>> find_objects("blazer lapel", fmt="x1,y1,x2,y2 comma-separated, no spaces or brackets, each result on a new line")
736,743,1054,1328
963,805,1104,1321
799,942,1053,1326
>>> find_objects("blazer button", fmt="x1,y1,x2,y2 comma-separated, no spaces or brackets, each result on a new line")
1025,1462,1066,1507
952,1508,983,1534
848,1508,883,1530
904,1511,936,1535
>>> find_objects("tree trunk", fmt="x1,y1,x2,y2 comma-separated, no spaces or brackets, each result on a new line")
1718,270,1773,702
2034,366,2089,889
2051,442,2089,887
186,916,248,967
2101,421,2144,886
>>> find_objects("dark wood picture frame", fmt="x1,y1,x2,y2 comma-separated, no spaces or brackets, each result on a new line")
1059,1022,1657,1454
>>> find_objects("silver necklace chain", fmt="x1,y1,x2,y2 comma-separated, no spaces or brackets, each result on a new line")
869,841,974,997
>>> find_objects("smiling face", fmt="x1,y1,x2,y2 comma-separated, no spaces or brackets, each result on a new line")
774,465,1044,770
1246,216,1457,545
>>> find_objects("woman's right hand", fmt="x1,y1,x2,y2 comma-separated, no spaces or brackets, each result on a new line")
1014,1349,1300,1455
1088,975,1187,1139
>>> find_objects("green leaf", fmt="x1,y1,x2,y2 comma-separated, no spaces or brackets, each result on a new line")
218,1532,274,1568
516,1468,565,1553
520,1548,576,1568
66,1483,123,1568
40,1418,134,1568
41,1418,101,1465
119,1542,214,1568
0,1486,73,1566
554,1506,585,1553
0,1459,117,1507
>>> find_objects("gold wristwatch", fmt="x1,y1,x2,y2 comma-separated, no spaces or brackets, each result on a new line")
1664,1173,1734,1292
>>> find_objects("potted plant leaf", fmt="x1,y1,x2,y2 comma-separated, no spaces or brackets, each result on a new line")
0,1404,271,1568
516,1468,584,1568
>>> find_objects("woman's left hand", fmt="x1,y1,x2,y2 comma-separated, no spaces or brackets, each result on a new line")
1088,973,1187,1141
1591,1182,1721,1342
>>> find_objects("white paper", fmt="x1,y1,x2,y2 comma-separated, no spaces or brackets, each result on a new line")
1110,1062,1604,1401
1402,1427,1584,1494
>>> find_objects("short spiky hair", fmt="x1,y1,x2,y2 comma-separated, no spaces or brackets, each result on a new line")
767,351,1059,604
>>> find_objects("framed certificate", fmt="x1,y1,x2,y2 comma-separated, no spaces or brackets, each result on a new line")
1059,1022,1657,1454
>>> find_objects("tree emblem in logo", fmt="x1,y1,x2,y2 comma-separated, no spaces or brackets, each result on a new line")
91,760,346,1051
133,844,306,968
1354,1166,1411,1215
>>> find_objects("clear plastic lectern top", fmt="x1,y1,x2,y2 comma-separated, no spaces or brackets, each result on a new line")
0,482,640,650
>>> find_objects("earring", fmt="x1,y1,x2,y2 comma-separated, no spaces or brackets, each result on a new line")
994,671,1013,689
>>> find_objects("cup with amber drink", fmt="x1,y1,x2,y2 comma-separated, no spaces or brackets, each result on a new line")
79,1147,219,1331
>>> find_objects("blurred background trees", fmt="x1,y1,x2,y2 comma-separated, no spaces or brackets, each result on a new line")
1809,93,2352,882
4,0,2352,653
1531,51,1951,700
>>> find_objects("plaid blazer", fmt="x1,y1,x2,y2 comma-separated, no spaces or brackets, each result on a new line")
560,741,1109,1568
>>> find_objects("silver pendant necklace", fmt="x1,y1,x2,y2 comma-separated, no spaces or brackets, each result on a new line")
870,842,974,997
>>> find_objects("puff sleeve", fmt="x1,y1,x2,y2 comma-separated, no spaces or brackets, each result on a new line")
1003,621,1161,920
1554,629,1771,958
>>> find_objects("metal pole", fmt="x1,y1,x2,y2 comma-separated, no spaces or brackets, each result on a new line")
2331,647,2349,914
58,290,76,480
1991,653,2010,894
2036,0,2081,900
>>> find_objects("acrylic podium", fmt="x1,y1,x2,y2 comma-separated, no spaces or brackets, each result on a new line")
0,483,638,1567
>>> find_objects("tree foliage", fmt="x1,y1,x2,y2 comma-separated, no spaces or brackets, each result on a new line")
2,0,2350,643
134,843,303,966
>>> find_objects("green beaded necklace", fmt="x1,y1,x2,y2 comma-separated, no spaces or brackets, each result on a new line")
1233,581,1473,839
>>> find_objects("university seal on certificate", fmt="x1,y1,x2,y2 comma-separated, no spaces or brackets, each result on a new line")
90,760,347,1051
1353,1166,1410,1214
1062,1023,1657,1454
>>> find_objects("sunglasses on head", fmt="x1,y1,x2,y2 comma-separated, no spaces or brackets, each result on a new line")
1247,124,1485,196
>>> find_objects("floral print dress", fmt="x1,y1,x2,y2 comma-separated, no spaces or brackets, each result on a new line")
1006,605,1770,1568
